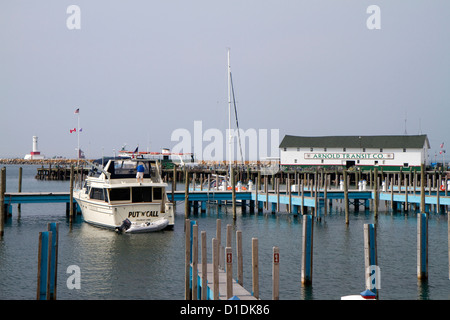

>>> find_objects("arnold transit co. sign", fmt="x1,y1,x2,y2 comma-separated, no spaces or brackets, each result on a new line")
304,153,395,160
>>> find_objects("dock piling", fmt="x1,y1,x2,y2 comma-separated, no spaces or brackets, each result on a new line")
301,214,313,285
192,224,198,300
18,167,22,216
184,219,191,300
417,213,428,280
212,238,219,300
252,238,259,299
236,230,243,286
201,231,207,300
272,246,280,300
364,223,378,298
37,225,58,301
37,231,52,300
47,222,59,300
226,247,233,299
0,167,5,237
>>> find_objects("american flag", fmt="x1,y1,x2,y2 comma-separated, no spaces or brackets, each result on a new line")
74,108,79,114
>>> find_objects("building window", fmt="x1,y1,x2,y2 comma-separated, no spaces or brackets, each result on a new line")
403,148,406,152
321,159,324,163
362,148,366,152
283,148,286,151
294,159,297,164
403,163,409,168
380,148,383,152
324,148,327,152
297,148,300,151
343,148,346,152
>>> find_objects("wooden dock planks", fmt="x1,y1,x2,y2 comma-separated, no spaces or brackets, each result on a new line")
195,263,257,300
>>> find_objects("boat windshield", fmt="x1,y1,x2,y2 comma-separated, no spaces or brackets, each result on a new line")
106,160,158,180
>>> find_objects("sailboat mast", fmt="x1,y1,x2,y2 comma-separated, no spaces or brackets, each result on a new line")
227,48,232,176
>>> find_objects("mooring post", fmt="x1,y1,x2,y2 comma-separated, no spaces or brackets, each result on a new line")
301,214,313,285
184,219,191,300
231,166,236,220
217,219,224,269
420,164,425,213
69,165,74,223
192,224,198,300
344,170,349,225
212,238,219,300
272,246,280,300
18,167,22,215
364,223,378,298
184,169,189,218
236,230,243,286
47,222,59,300
201,231,207,300
0,167,5,237
252,238,259,299
374,167,378,218
276,177,280,212
172,165,176,205
417,213,428,280
265,176,268,210
448,212,450,280
324,177,328,217
226,247,233,299
37,231,52,300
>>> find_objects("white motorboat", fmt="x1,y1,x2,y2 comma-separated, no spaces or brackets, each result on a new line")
73,158,174,232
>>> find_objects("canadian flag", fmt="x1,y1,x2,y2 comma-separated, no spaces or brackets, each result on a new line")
70,128,76,133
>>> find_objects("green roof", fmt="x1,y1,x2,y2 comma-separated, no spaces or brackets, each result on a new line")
279,135,430,149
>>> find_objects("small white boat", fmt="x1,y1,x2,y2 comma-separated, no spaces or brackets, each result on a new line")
116,218,169,234
73,158,174,233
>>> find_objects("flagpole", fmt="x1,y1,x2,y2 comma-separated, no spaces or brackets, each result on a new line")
78,112,80,166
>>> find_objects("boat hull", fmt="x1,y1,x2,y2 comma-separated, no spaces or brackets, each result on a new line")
74,195,174,231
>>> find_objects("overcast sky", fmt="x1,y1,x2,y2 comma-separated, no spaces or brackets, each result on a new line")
1,1,449,161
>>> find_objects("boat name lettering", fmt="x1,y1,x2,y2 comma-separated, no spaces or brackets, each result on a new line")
128,210,159,218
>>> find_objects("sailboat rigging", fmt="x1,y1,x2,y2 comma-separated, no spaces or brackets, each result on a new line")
227,48,244,167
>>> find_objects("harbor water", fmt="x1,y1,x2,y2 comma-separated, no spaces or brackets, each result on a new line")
1,165,449,300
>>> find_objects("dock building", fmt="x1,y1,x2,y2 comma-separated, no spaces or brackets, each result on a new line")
279,134,430,171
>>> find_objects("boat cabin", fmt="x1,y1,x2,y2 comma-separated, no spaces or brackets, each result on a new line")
85,158,167,206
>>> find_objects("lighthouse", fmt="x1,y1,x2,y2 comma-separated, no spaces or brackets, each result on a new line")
24,136,45,160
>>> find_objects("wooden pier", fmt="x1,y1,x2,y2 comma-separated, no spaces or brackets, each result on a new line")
192,263,257,300
185,219,259,300
35,166,88,180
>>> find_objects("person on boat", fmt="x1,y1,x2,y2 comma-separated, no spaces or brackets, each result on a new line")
136,163,145,183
